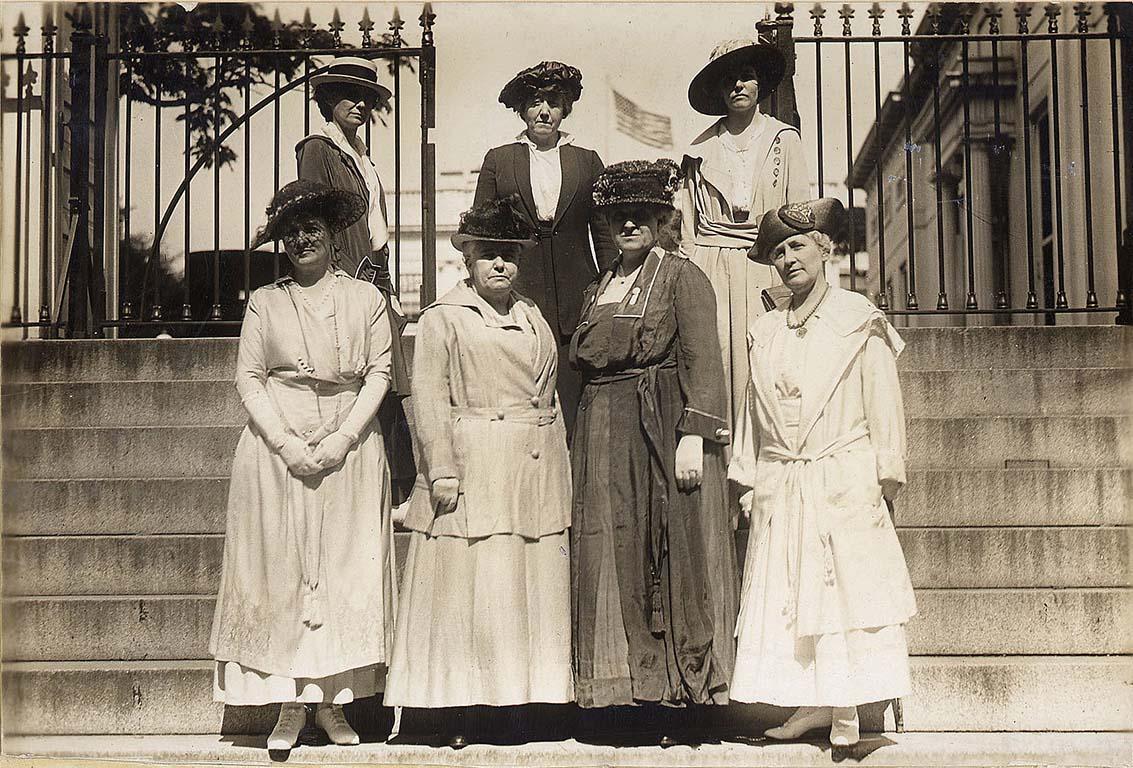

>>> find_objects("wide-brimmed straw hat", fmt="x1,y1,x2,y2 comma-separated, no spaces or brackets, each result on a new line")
688,38,786,116
310,56,392,103
592,159,682,211
498,61,583,111
749,198,847,265
450,196,536,251
251,179,366,249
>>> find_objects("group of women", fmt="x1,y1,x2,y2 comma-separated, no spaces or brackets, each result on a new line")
208,41,916,754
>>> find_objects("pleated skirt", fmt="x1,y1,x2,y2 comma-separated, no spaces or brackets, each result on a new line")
385,530,574,708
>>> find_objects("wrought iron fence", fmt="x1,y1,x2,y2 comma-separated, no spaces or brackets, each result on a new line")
1,3,437,338
764,1,1131,324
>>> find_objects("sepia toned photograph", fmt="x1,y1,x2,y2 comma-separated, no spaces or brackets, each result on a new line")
0,1,1129,765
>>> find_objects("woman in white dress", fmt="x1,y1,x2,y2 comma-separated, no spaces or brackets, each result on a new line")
209,180,398,751
728,199,917,747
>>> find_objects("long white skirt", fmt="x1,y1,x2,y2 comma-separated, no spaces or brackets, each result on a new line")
385,530,574,708
214,661,383,706
731,504,912,707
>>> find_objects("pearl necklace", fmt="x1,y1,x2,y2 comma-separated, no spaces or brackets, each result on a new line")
786,283,829,338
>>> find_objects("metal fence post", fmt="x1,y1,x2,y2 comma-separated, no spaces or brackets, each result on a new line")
65,14,94,337
419,3,437,308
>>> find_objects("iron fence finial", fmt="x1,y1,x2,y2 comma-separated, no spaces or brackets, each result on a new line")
926,3,943,34
810,4,826,36
241,10,255,48
420,3,436,46
898,3,914,35
330,8,345,47
985,4,1002,35
360,8,375,47
271,10,283,48
14,13,29,54
1044,3,1061,33
869,2,884,35
839,4,854,35
1015,2,1033,34
1073,3,1092,33
775,3,794,23
301,9,315,48
390,7,406,47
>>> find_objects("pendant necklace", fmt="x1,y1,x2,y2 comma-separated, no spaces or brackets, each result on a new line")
786,282,829,338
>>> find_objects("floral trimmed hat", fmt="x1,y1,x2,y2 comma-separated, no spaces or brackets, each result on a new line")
251,179,366,249
749,198,847,264
688,38,786,116
498,61,584,111
591,159,682,211
450,195,537,251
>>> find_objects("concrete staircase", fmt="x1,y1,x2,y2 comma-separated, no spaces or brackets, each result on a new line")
2,326,1130,738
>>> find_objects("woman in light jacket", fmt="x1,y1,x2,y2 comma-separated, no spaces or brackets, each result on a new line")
385,197,573,748
729,199,916,748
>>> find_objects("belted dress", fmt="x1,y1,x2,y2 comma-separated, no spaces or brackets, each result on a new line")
728,287,917,706
210,273,397,705
385,280,574,707
677,114,809,435
569,248,735,707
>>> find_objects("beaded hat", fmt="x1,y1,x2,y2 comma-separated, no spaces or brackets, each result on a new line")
450,195,537,251
688,38,786,116
750,198,847,264
498,61,583,111
251,179,366,249
591,159,682,210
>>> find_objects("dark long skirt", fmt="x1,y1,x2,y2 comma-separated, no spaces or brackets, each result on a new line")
570,367,730,707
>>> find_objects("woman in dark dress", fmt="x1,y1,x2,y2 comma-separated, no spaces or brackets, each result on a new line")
296,55,415,505
474,61,618,438
569,160,735,733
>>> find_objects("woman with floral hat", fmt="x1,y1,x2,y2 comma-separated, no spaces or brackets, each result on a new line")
209,180,399,751
474,61,618,440
569,160,733,730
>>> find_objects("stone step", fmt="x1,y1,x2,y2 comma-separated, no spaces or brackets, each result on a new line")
5,367,1129,429
3,657,1129,735
5,732,1132,767
900,368,1132,417
6,469,1127,536
4,327,1128,385
5,416,1128,480
6,588,1128,663
5,527,1128,598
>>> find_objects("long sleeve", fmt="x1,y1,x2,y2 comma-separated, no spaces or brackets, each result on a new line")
862,329,907,492
410,308,460,482
473,148,499,208
234,291,290,450
296,139,336,187
676,156,698,260
673,261,730,444
336,288,393,442
587,151,619,273
782,129,810,205
727,376,761,489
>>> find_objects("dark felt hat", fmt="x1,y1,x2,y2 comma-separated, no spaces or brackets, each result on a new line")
750,198,847,264
591,159,682,210
310,56,392,103
251,179,366,250
688,38,786,116
451,195,537,251
498,61,583,111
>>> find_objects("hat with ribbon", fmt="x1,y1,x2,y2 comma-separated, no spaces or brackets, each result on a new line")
688,38,786,116
251,179,366,250
310,56,392,103
450,195,537,251
750,198,847,264
498,61,584,111
591,159,682,210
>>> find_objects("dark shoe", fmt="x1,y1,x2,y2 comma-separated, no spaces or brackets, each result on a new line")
448,734,468,750
659,734,677,748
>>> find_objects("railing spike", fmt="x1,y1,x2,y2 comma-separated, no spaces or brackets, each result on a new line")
329,8,345,47
360,7,375,47
810,4,826,36
869,2,884,35
420,2,436,46
839,4,854,36
14,12,29,53
898,2,914,35
1044,2,1062,33
390,6,406,46
1073,2,1092,33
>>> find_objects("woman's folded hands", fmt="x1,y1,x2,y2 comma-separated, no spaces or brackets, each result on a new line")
279,435,323,477
312,431,355,470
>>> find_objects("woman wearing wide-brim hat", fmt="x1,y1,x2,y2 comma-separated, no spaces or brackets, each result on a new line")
569,161,732,729
296,55,417,512
729,199,915,748
473,61,618,443
676,40,810,686
385,197,574,747
209,180,399,751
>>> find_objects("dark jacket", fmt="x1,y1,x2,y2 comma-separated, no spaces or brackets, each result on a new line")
474,141,618,337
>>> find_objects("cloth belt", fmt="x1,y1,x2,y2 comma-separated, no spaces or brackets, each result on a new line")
584,358,678,636
754,425,872,632
451,404,558,427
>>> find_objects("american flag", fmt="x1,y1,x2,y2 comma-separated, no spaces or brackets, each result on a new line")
612,89,673,150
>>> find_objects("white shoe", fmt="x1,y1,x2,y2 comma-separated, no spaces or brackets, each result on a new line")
316,703,360,746
764,706,833,740
829,706,860,747
267,703,307,750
